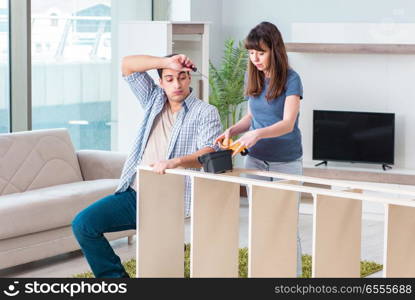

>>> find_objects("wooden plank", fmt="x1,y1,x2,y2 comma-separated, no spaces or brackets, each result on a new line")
304,167,415,187
312,189,362,277
137,166,415,208
248,182,299,277
190,177,240,277
285,42,415,54
239,168,415,198
172,24,204,34
384,204,415,277
136,169,185,278
302,182,330,201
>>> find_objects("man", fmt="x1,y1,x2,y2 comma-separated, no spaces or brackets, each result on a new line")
72,54,222,278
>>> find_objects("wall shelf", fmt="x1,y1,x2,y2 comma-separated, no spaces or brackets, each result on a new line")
285,43,415,54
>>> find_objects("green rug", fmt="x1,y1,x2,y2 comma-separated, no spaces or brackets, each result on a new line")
74,245,383,278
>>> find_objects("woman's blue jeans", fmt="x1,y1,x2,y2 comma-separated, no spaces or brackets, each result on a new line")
71,187,136,278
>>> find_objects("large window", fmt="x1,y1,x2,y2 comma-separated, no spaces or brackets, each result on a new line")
31,0,111,150
0,0,9,133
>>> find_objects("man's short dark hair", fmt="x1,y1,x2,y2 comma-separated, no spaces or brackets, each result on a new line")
157,53,190,78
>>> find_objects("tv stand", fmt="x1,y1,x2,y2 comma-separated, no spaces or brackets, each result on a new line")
304,165,415,187
315,161,328,167
382,164,392,171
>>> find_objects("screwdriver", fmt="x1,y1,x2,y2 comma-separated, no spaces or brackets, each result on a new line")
191,66,209,80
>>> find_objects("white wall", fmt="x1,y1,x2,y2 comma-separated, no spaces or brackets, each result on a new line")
221,0,415,43
200,0,415,170
171,0,191,21
289,22,415,170
191,0,223,66
290,52,415,170
111,0,152,150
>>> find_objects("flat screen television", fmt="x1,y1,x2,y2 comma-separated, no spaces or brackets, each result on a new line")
313,110,395,165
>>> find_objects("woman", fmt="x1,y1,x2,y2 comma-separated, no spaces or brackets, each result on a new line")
215,21,304,277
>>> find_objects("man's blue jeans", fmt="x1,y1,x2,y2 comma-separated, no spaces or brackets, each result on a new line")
71,187,136,278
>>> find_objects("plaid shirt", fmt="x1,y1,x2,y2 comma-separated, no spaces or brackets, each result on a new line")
115,71,222,216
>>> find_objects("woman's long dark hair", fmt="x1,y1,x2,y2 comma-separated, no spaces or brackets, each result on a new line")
244,21,289,100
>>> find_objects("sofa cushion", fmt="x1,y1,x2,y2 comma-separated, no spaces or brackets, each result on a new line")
0,129,83,196
0,179,120,240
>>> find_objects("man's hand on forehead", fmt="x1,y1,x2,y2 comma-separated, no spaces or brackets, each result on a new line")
166,54,195,72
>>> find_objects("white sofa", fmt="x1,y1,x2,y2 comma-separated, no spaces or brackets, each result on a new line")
0,128,135,270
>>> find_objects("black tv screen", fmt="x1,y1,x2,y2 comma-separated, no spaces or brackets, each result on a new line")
313,110,395,165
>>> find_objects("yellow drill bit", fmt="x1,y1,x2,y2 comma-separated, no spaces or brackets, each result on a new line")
219,139,249,156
